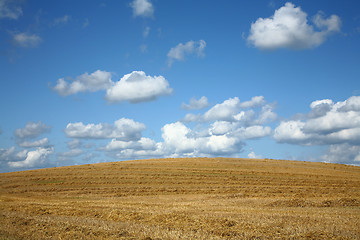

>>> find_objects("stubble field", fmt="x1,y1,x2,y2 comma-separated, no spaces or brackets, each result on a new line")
0,157,359,239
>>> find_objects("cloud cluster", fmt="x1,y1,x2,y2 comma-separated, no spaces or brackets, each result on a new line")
274,96,360,164
248,2,341,50
52,70,172,104
98,96,275,160
130,0,154,18
0,0,22,20
168,40,206,66
13,32,42,48
274,96,360,145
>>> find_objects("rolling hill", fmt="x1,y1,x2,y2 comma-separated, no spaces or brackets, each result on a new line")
0,158,359,239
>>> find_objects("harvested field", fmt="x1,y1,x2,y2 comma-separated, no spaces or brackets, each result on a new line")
0,157,359,239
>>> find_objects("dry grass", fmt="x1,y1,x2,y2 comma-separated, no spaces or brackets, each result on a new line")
0,157,359,239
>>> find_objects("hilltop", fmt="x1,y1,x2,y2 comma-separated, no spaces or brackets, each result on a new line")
0,158,359,239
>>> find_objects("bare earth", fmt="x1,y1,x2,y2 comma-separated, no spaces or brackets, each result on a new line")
0,158,359,239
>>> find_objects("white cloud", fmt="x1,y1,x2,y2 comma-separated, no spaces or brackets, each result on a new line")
320,144,360,165
102,137,156,151
105,71,172,103
15,121,51,139
181,96,209,110
203,97,241,122
13,32,42,48
52,70,113,96
202,96,274,123
8,147,54,168
0,0,22,19
98,96,275,160
64,118,146,141
130,0,154,18
274,96,360,145
248,2,341,50
248,151,262,159
18,138,50,148
167,40,206,66
238,125,272,139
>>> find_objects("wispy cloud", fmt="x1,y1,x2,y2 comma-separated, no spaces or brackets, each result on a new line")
12,32,42,48
0,0,22,20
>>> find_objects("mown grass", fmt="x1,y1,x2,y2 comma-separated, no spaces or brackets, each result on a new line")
0,157,359,239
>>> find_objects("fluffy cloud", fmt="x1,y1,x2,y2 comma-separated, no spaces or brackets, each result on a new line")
52,70,113,96
13,32,42,48
202,96,276,124
0,0,22,19
181,96,209,110
15,121,51,139
97,96,275,160
130,0,154,18
274,96,360,145
64,118,146,141
105,71,172,103
167,40,206,66
248,2,341,50
18,138,50,148
8,147,54,168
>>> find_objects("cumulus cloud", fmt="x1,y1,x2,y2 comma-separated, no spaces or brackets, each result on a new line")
0,0,22,19
52,70,113,96
202,96,275,123
181,96,209,110
105,71,172,103
13,32,42,48
274,96,360,145
130,0,154,18
64,118,146,141
18,138,50,148
320,144,360,165
167,40,206,66
248,2,341,50
8,147,54,168
98,96,275,160
15,121,51,139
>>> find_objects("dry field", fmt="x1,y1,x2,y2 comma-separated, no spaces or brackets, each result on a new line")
0,157,359,239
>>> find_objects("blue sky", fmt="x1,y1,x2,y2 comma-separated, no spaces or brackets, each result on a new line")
1,0,360,172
